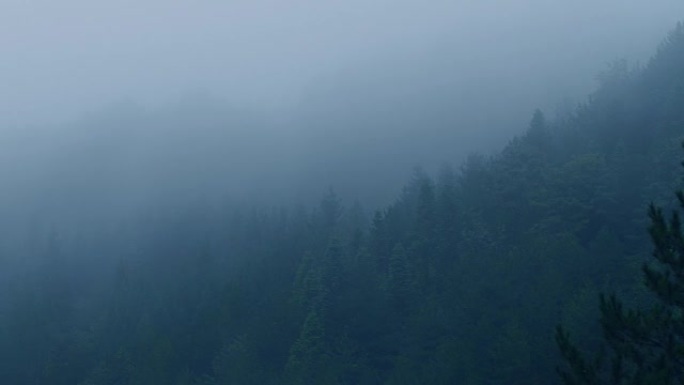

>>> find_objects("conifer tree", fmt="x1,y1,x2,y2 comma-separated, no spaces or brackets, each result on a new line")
388,243,412,313
285,310,334,385
526,109,549,147
557,143,684,384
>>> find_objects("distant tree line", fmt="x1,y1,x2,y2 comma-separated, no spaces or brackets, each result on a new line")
0,21,683,385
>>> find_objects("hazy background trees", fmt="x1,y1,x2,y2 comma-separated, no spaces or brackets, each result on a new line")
0,2,684,385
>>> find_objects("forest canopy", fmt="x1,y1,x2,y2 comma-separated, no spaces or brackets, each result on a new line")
1,15,684,385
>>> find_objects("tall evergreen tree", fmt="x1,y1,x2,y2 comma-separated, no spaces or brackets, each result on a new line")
557,143,684,384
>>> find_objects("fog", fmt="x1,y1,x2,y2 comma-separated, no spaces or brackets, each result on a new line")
1,0,683,212
2,1,681,121
3,2,684,383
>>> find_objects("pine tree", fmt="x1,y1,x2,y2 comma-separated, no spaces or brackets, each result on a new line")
556,143,684,384
526,109,549,148
388,243,413,314
285,310,335,385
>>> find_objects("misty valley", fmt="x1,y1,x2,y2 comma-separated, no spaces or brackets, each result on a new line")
2,3,684,385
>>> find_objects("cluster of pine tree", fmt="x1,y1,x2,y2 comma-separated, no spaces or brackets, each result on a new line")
0,22,683,385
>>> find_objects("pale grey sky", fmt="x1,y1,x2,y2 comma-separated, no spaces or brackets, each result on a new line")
1,0,682,127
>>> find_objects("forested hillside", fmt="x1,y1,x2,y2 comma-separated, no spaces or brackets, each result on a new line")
1,22,683,385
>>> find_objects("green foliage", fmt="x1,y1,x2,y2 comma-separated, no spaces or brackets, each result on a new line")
286,310,337,385
2,19,684,385
557,144,684,384
386,243,414,314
